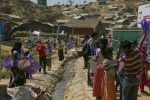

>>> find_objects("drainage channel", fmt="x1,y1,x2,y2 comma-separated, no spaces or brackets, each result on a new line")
52,59,75,100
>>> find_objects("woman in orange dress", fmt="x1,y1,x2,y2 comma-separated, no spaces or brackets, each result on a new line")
103,48,117,100
93,39,107,100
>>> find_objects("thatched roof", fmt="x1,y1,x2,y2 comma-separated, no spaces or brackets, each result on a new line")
64,19,99,28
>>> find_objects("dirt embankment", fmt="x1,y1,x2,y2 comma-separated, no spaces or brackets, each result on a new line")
64,57,150,100
0,48,78,100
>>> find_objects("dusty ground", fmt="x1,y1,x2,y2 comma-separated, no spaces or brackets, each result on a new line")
0,44,76,100
64,57,150,100
0,56,66,100
1,43,149,100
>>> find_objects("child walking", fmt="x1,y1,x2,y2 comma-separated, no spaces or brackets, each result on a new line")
116,41,125,100
103,48,117,100
45,40,52,71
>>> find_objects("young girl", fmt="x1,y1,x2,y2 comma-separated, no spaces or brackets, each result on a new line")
103,48,117,100
45,40,52,71
116,41,125,100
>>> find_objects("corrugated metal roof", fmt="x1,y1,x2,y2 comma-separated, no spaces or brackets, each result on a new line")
64,19,99,28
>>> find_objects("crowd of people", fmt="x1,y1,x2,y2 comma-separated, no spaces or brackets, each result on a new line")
5,36,71,100
82,32,150,100
3,29,150,100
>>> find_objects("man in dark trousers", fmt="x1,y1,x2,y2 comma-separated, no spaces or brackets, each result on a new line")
36,40,47,74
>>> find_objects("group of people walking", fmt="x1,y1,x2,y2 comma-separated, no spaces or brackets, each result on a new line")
82,32,150,100
5,37,66,100
3,29,150,100
6,39,46,100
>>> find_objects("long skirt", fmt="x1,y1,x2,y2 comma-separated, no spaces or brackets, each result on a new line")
140,69,148,92
104,75,116,100
58,49,64,61
93,64,105,97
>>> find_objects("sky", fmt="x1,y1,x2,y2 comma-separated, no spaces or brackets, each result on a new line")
30,0,96,6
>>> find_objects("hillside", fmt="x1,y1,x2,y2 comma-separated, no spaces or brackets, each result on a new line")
0,0,64,22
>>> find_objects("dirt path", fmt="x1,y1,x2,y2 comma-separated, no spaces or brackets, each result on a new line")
0,58,65,100
64,57,150,100
0,46,76,100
